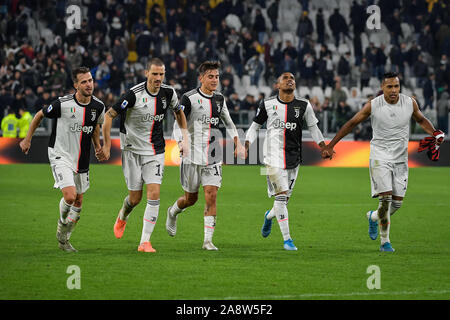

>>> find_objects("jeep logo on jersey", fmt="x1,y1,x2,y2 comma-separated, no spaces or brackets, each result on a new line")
70,123,94,134
142,113,165,122
273,119,297,130
199,114,219,126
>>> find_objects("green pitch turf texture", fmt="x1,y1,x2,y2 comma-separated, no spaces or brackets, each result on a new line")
0,164,449,300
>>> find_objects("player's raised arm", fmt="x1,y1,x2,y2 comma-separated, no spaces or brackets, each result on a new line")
19,110,44,154
322,100,372,159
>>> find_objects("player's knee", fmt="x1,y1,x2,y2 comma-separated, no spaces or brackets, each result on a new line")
74,195,83,208
63,190,77,205
204,189,217,204
185,193,198,207
128,194,142,207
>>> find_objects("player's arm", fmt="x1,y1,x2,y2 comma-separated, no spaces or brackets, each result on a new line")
304,102,326,149
100,91,136,160
244,100,267,155
20,100,61,154
92,123,102,158
173,108,189,157
19,110,44,154
322,101,372,159
412,98,444,144
220,99,246,159
173,94,192,156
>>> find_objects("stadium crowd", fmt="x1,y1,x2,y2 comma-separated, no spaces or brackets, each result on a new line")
1,0,449,137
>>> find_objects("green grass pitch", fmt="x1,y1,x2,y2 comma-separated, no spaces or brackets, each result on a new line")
0,164,449,300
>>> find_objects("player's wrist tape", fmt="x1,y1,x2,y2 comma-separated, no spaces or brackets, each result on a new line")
433,130,445,142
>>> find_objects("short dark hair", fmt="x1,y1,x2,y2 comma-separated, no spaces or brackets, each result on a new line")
72,66,91,82
382,72,399,81
198,61,221,75
146,57,165,70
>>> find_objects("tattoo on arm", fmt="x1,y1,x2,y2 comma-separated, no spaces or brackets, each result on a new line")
106,108,118,119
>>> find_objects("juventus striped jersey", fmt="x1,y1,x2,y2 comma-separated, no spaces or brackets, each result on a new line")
112,81,180,156
253,95,319,169
43,94,105,173
173,88,238,165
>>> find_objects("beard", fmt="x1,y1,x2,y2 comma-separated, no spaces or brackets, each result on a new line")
281,87,294,94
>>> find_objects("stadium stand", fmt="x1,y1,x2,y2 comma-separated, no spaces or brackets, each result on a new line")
1,0,449,137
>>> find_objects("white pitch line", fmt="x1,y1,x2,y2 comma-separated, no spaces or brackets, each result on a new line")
201,290,450,300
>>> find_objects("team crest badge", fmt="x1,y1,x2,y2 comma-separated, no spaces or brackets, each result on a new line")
91,110,96,121
294,107,300,118
216,101,221,113
161,97,167,109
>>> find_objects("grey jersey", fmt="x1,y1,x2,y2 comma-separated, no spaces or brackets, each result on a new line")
370,93,413,162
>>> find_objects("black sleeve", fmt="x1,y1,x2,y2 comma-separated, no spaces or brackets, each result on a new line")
42,99,61,119
253,100,268,125
111,90,137,114
179,94,192,118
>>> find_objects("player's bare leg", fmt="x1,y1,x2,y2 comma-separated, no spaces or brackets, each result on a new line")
202,185,218,251
138,184,160,252
114,190,141,239
367,191,394,251
166,192,198,236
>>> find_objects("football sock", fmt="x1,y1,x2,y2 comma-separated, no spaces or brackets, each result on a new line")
59,198,71,224
66,206,81,240
119,196,133,221
170,200,183,216
266,208,275,220
140,199,159,244
204,215,216,243
274,195,290,241
390,200,402,217
370,199,402,221
377,195,392,245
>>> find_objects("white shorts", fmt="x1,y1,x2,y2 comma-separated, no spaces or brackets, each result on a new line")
369,159,408,198
180,160,222,193
122,150,165,191
51,164,90,194
266,165,299,198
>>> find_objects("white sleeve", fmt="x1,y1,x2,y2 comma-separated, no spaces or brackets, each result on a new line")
308,123,325,145
245,121,262,145
220,99,239,138
172,118,182,142
304,102,319,127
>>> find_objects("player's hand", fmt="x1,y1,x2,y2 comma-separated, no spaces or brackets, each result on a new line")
434,130,445,146
178,140,189,157
321,145,335,159
19,139,31,154
235,143,247,159
96,146,110,161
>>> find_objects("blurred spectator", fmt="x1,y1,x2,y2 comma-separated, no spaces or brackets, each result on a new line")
17,106,32,138
334,100,353,131
422,73,435,110
245,55,264,86
436,90,449,134
328,8,349,47
241,94,257,111
1,106,18,137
